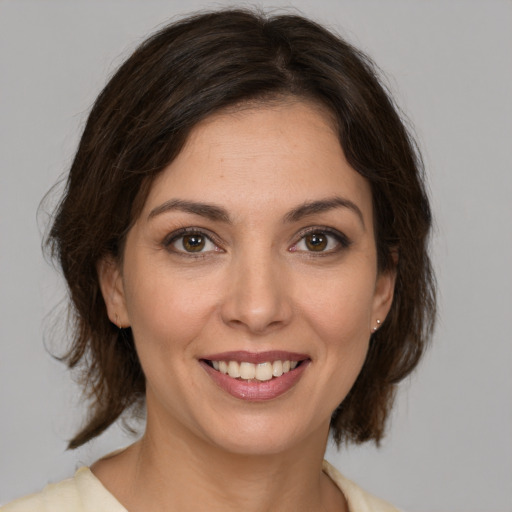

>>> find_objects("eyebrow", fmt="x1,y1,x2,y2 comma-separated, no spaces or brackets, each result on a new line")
148,196,365,228
148,199,231,223
284,196,365,228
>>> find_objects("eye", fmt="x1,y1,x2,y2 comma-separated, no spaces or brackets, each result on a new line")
166,230,220,254
290,229,350,253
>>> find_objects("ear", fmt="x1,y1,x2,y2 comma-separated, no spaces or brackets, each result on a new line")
97,255,130,328
370,252,398,333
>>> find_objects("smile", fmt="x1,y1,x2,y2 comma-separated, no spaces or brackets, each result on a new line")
201,351,310,401
209,359,299,381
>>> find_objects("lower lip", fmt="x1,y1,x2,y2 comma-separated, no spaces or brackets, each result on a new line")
200,360,310,401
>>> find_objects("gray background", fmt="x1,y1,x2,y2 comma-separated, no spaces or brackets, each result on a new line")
1,1,511,511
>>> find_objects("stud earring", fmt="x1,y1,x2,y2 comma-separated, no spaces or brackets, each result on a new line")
372,319,381,332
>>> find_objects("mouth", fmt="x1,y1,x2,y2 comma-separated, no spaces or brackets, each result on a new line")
203,358,303,382
200,351,310,401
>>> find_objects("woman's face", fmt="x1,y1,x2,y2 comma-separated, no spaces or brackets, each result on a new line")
100,100,395,455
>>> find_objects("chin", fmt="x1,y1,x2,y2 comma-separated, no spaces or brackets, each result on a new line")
194,411,330,457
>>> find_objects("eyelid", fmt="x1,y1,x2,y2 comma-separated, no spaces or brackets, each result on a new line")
163,227,224,254
162,225,350,255
290,226,352,253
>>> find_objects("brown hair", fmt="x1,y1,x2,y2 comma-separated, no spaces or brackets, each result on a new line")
47,8,436,449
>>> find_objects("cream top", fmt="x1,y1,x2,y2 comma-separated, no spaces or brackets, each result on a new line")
2,460,400,512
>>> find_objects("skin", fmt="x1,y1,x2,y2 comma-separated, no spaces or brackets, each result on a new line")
95,100,396,512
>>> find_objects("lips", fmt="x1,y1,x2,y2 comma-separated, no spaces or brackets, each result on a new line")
200,351,310,401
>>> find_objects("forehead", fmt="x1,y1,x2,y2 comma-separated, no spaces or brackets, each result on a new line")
141,101,373,223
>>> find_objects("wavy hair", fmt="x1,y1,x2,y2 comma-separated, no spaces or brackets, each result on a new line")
47,9,436,448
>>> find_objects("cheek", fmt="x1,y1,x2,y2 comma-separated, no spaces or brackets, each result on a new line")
298,269,376,346
123,265,219,354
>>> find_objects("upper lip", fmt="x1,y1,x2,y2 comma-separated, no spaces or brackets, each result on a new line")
201,350,310,364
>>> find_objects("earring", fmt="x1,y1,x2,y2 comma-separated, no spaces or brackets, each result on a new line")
372,319,381,332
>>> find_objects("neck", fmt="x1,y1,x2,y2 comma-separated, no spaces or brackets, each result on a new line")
92,411,346,512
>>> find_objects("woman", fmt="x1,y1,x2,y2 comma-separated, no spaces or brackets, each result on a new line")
3,8,435,512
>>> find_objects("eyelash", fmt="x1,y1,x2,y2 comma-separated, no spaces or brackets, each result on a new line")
163,227,223,258
162,226,351,257
290,227,352,255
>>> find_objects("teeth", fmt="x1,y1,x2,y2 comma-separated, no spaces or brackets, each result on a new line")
240,362,255,380
227,361,241,378
255,362,273,381
211,359,301,381
272,360,283,377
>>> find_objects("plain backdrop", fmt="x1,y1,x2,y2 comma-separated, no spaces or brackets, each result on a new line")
1,1,511,511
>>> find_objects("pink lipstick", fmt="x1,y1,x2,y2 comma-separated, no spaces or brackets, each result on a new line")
200,351,310,401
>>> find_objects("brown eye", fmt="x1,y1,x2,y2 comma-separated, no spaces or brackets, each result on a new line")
305,232,328,251
167,230,220,255
290,229,349,254
181,234,206,252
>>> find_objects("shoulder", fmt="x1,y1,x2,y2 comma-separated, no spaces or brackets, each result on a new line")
322,460,403,512
1,473,81,512
1,467,127,512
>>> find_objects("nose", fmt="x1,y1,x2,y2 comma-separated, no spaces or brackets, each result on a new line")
220,251,293,335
